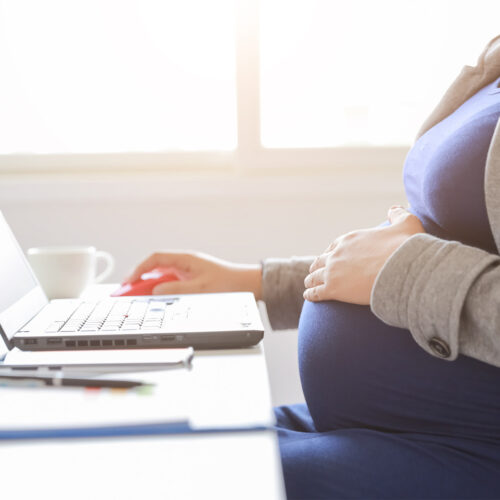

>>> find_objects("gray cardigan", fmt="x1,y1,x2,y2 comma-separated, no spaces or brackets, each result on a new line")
262,35,500,368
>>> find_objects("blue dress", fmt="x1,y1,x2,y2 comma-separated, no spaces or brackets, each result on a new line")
275,77,500,499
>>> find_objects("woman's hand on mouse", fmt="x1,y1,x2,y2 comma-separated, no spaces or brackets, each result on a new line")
303,206,425,305
126,251,263,299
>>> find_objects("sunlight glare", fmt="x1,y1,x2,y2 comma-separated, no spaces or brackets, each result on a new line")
0,0,236,154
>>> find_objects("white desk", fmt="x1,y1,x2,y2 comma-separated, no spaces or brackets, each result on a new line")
0,431,284,499
0,286,286,499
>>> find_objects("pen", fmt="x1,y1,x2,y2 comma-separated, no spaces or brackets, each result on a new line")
0,373,145,388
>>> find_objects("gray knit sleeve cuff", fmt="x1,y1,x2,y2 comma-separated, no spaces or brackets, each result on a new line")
262,256,315,330
370,233,498,360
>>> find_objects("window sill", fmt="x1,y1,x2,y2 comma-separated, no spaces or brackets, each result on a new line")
0,146,409,203
0,167,405,204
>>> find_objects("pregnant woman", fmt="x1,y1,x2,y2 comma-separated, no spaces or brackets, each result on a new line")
127,35,500,498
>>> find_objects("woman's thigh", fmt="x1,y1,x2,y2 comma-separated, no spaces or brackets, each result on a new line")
275,405,500,500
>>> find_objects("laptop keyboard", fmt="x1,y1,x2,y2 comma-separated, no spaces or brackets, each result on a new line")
45,298,178,334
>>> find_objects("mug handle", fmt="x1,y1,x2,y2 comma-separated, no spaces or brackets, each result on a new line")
95,251,115,284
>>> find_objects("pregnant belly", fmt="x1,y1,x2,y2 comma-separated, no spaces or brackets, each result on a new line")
298,300,419,432
298,300,500,438
297,220,500,435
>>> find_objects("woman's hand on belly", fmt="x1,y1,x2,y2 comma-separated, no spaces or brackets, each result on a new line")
303,206,424,305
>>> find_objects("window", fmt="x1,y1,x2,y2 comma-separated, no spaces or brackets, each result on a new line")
260,0,500,147
0,0,236,154
0,0,498,170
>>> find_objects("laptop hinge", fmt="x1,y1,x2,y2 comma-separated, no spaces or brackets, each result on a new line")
0,323,13,352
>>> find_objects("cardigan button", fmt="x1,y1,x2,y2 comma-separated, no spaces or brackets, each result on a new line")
429,337,451,358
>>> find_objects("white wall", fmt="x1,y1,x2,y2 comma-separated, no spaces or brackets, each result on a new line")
0,167,406,406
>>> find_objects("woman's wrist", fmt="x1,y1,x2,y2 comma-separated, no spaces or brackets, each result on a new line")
239,264,263,301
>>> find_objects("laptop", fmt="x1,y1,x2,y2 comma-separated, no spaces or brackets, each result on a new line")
0,212,264,351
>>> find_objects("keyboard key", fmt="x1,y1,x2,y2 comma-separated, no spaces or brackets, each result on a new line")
48,297,170,335
45,321,65,333
101,326,119,331
65,322,83,328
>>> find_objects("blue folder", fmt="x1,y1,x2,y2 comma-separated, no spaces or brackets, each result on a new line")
0,422,269,440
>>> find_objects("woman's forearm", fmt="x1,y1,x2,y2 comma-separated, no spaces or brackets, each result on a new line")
371,233,500,367
237,264,263,301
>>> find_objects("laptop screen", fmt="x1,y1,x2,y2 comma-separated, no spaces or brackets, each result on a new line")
0,216,38,312
0,212,47,343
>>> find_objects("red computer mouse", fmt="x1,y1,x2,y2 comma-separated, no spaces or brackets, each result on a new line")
111,267,182,297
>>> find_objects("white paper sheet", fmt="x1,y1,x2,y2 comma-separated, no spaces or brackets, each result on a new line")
3,347,193,373
0,349,196,432
0,381,189,431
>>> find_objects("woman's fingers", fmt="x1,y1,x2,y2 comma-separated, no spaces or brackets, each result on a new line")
303,284,327,302
153,278,202,296
388,206,425,233
304,267,326,289
309,239,339,273
304,265,329,301
125,252,190,284
309,253,328,273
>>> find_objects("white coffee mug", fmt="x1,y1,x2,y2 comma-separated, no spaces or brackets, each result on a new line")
27,246,115,300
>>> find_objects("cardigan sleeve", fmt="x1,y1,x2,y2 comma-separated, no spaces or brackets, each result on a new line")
370,233,500,367
261,256,315,330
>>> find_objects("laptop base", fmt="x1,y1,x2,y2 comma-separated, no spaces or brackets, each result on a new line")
13,330,264,351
